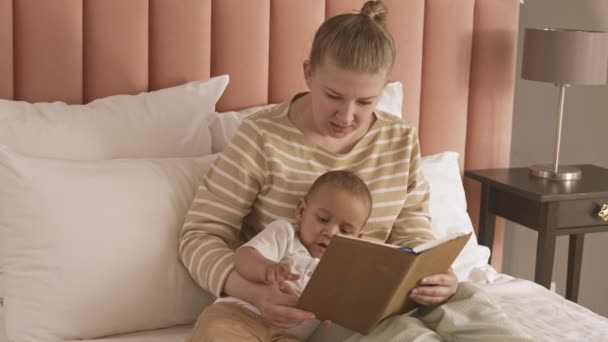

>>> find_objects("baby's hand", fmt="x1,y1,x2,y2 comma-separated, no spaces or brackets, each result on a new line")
265,262,300,285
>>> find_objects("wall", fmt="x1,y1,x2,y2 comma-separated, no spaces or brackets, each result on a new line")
506,0,608,316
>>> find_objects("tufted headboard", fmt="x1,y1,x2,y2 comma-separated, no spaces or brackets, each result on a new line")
0,0,520,268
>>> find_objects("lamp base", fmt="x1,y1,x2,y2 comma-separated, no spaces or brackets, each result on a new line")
529,165,582,181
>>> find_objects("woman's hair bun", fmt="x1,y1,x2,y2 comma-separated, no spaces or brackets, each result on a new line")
360,1,388,28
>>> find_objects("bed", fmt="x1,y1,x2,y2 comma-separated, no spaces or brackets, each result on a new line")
1,0,607,341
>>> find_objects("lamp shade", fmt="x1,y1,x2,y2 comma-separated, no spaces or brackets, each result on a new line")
522,28,608,85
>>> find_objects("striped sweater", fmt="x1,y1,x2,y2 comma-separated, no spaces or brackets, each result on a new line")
179,98,435,296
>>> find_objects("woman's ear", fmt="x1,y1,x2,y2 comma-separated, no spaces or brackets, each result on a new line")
295,198,307,221
303,60,313,89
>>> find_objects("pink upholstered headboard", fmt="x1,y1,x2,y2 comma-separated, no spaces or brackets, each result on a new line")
0,0,520,268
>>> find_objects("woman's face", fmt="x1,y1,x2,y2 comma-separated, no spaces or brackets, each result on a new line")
304,57,387,139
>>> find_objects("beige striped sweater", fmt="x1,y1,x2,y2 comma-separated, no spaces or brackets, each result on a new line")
179,98,435,296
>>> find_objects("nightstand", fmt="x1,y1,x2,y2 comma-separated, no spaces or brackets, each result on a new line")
465,165,608,302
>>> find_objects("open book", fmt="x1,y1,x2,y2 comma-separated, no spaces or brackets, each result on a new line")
297,232,471,334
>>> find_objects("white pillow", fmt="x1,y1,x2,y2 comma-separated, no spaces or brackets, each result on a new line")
209,104,277,154
0,146,217,341
0,75,228,160
0,75,228,300
367,84,490,278
376,81,403,116
420,151,491,280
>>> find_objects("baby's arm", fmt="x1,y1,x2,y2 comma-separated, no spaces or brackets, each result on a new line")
235,247,299,284
234,220,301,285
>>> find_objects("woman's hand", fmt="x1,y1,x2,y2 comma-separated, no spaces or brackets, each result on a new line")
409,269,458,306
254,281,316,329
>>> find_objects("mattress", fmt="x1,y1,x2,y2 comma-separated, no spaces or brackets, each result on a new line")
1,269,607,342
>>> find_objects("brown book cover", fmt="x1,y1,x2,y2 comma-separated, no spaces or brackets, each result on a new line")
297,232,471,334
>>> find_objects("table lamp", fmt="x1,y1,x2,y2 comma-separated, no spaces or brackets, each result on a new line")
521,28,608,181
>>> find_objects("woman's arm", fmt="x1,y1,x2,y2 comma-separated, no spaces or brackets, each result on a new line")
387,128,458,305
387,128,436,248
179,118,266,296
178,120,316,327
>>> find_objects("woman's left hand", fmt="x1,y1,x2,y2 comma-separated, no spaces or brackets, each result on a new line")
409,270,458,306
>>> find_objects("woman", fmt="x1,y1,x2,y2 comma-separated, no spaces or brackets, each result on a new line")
181,1,530,341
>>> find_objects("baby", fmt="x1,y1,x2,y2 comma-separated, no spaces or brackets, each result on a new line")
194,170,372,341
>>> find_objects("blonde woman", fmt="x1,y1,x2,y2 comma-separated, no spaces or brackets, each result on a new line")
181,1,531,341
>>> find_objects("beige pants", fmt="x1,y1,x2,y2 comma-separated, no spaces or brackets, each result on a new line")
188,302,302,342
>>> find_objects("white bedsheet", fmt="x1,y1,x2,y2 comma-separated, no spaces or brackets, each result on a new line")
1,268,607,342
472,267,608,342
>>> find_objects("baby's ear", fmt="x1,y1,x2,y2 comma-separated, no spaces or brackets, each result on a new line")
303,59,313,88
295,198,306,221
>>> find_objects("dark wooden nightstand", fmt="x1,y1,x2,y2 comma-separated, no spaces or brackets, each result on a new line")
465,165,608,302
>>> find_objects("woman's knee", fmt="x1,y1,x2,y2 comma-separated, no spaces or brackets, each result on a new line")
190,303,268,342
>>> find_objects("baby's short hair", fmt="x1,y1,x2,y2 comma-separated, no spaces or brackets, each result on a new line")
306,170,372,217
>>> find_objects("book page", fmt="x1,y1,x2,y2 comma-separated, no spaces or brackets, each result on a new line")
411,231,468,254
337,234,400,248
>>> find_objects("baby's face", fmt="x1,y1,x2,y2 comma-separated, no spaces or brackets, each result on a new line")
296,186,369,258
